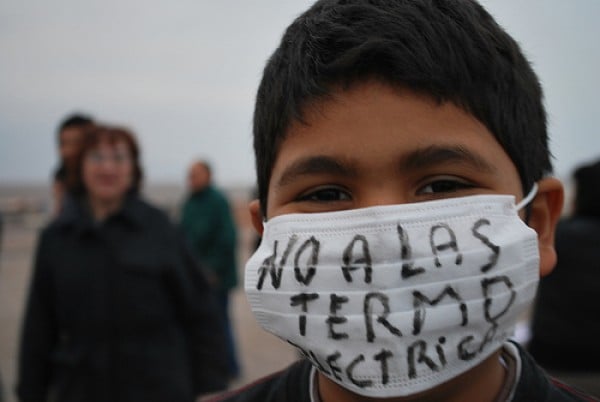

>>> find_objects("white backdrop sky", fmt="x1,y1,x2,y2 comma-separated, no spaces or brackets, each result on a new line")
1,1,599,187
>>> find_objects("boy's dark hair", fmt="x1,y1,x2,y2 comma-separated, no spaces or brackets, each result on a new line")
253,0,552,216
56,113,94,141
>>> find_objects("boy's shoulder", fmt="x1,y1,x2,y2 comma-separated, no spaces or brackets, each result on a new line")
510,341,598,401
207,359,313,402
208,343,598,402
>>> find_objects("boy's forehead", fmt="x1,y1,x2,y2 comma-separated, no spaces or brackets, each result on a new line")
266,82,521,210
279,82,506,165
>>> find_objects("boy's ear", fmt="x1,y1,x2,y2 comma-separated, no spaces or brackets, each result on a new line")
527,177,564,278
249,199,264,236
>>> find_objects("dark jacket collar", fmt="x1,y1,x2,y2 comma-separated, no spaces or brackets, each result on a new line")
55,194,146,235
190,185,213,199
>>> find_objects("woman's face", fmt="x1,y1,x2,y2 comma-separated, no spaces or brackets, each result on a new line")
82,140,134,204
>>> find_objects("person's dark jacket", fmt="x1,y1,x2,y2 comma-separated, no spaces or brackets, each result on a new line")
209,341,596,402
17,196,228,402
0,211,4,402
529,216,600,370
180,186,238,292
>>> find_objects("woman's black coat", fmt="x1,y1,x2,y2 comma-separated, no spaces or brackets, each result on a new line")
17,196,228,402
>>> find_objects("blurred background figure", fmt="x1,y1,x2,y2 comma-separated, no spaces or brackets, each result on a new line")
180,160,241,382
0,210,4,402
528,158,600,397
52,114,95,216
16,126,227,402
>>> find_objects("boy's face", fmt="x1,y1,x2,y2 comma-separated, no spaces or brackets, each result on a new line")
248,80,564,399
251,80,562,277
265,81,522,219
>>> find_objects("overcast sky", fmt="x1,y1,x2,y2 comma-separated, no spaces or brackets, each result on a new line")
1,1,598,188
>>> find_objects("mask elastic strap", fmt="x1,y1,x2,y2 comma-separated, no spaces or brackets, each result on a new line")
516,183,538,224
515,183,538,211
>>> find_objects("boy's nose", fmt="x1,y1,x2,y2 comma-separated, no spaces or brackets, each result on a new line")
358,184,410,208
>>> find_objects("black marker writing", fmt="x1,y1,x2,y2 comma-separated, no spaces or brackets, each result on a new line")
341,235,372,284
482,275,516,325
412,285,468,335
436,336,447,367
479,275,516,352
346,354,372,388
294,236,320,286
407,340,440,379
472,219,500,272
374,349,393,385
457,335,478,360
326,352,343,380
327,294,349,340
287,340,331,376
290,293,319,336
364,292,402,342
430,223,462,267
398,225,425,279
257,235,298,290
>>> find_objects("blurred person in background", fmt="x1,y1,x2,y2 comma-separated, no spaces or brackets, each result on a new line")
52,113,94,215
0,210,4,402
528,158,600,397
180,160,241,382
17,125,228,402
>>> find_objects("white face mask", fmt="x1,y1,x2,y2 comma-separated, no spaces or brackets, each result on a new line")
245,187,539,398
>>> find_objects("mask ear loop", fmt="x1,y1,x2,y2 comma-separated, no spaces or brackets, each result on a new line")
515,183,538,223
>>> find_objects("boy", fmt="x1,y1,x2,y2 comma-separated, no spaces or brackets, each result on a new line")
215,0,596,401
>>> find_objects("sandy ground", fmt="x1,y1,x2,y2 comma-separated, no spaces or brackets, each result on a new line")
0,213,298,402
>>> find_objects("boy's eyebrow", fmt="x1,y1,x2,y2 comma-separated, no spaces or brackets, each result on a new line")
400,145,497,173
276,155,358,187
275,145,496,187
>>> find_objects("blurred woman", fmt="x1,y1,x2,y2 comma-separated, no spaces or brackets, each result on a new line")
17,125,228,402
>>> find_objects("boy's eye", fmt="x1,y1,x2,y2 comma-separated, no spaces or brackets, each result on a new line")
418,178,475,194
297,186,351,202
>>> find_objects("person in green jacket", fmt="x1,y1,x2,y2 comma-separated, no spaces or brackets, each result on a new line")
180,160,240,380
